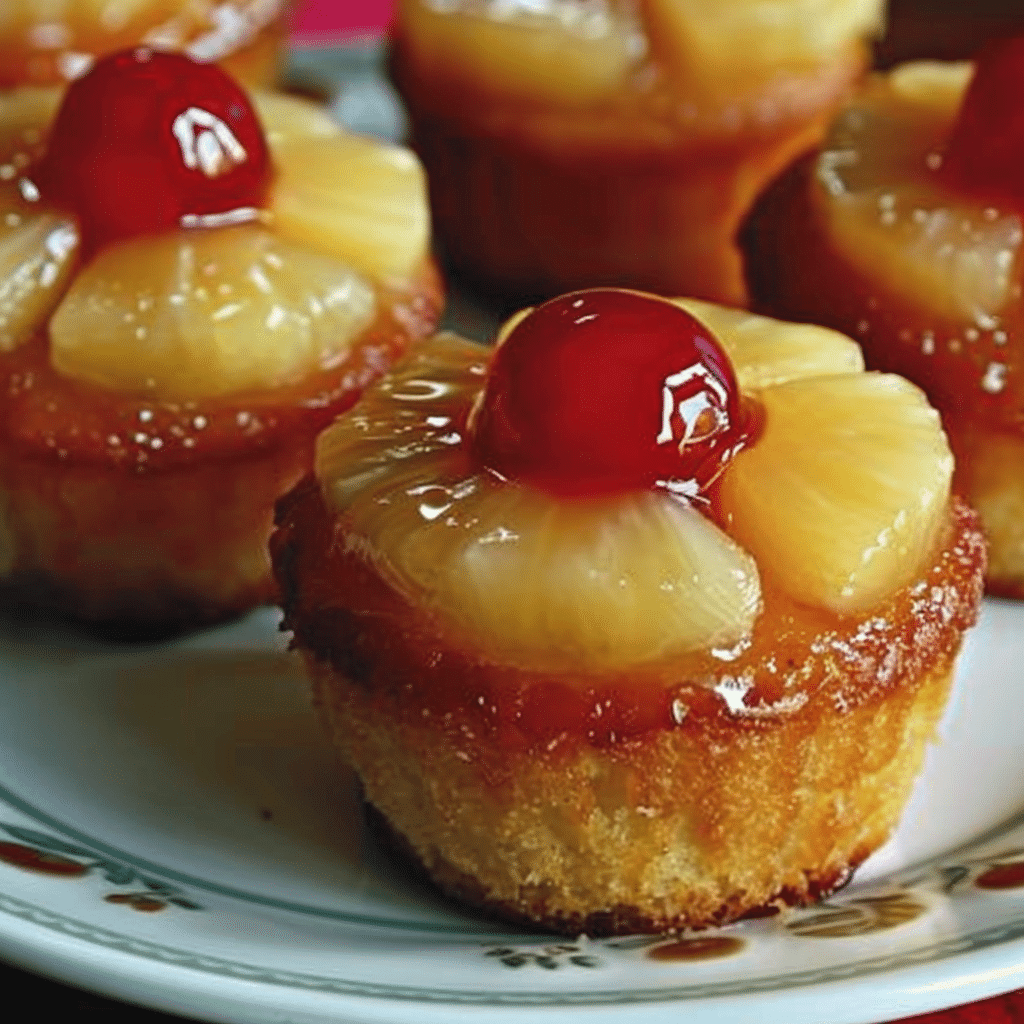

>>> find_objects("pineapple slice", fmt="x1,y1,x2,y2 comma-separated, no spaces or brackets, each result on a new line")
814,62,1023,328
0,0,177,32
674,298,864,389
397,0,642,107
250,91,341,147
0,183,79,352
256,88,431,283
640,0,884,97
0,87,60,163
317,334,761,672
379,476,761,673
317,332,488,508
718,372,953,613
49,225,376,399
268,130,430,283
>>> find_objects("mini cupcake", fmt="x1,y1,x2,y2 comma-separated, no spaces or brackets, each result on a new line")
744,40,1024,596
273,289,984,935
0,47,440,628
389,0,885,307
0,0,289,88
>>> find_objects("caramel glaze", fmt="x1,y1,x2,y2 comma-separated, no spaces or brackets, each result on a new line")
0,0,289,89
647,936,745,961
274,476,984,770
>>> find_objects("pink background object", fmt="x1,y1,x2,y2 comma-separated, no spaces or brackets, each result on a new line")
290,1,393,42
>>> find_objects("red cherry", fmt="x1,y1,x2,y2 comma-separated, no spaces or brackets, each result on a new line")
471,289,747,497
941,35,1024,207
33,47,270,248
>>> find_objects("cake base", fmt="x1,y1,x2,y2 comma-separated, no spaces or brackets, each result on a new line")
305,651,958,936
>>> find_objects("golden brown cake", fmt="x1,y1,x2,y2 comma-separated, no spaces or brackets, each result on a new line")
0,47,441,628
389,0,885,307
0,0,289,88
744,45,1024,597
272,289,984,935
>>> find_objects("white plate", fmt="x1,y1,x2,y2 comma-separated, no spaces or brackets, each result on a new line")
3,42,1024,1024
2,600,1024,1024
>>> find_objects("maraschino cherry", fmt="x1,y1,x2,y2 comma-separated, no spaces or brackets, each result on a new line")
471,289,749,498
941,35,1024,208
32,47,271,249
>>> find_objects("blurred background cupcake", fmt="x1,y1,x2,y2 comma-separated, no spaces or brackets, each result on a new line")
0,0,290,88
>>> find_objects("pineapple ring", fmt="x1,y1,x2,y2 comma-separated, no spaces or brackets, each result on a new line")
0,183,78,353
719,372,953,613
0,85,431,399
395,0,643,108
315,310,955,670
49,226,377,399
691,301,952,613
397,0,884,106
673,298,864,389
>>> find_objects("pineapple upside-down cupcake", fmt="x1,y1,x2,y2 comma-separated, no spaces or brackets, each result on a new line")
0,47,440,628
744,39,1024,597
0,0,289,88
272,288,985,936
389,0,885,307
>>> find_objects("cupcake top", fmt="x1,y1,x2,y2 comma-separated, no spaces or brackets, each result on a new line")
0,47,436,467
394,0,885,133
804,41,1024,421
313,289,959,675
0,0,288,87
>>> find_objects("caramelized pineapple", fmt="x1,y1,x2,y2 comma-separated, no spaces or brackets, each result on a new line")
394,0,642,106
396,0,883,106
812,62,1022,327
49,226,376,398
315,292,955,672
0,0,289,88
673,298,864,388
719,372,952,611
268,132,430,283
0,183,77,352
641,0,884,99
318,335,761,672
